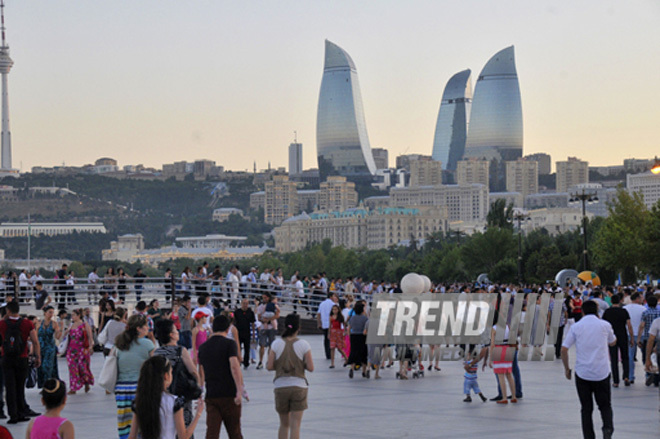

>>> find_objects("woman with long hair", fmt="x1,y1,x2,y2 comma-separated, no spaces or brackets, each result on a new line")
328,305,347,368
65,308,94,394
267,313,314,439
128,356,203,439
346,301,369,378
117,267,130,303
99,299,116,333
36,305,61,387
154,319,200,432
98,307,127,356
115,314,154,439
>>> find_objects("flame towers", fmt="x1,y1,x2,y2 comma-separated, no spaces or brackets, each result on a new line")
0,0,12,171
316,40,376,182
431,69,472,171
464,46,523,162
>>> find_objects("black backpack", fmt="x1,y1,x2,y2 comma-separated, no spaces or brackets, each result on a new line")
3,318,25,358
169,346,202,401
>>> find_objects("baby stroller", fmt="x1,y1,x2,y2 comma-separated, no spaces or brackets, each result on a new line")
395,344,424,379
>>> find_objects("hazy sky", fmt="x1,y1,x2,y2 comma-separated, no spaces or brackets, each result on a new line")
7,0,660,172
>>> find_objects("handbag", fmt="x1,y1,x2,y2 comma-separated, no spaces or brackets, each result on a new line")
57,336,69,356
26,356,38,388
170,347,202,401
82,326,90,349
98,347,118,393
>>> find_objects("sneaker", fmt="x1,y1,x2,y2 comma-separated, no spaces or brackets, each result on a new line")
490,396,503,402
24,410,40,417
463,396,472,403
349,368,354,379
645,374,654,386
479,394,487,402
256,362,263,370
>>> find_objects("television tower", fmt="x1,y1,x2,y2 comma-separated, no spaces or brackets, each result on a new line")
0,0,13,170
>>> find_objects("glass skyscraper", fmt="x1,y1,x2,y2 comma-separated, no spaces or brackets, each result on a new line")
316,40,376,181
464,46,523,162
431,69,472,171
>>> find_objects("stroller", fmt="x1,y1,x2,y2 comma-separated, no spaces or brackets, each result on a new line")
395,344,424,379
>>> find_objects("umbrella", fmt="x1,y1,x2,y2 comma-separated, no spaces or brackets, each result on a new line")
578,271,601,286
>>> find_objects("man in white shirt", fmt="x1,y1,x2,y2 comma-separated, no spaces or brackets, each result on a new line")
87,268,100,305
316,292,337,360
623,292,646,383
561,300,616,439
18,270,29,302
226,266,240,306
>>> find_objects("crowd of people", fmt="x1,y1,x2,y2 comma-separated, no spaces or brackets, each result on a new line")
0,264,658,438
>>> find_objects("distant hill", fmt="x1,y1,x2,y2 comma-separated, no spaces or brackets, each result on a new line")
0,174,270,259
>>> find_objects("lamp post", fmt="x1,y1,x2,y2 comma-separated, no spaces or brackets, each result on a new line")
510,210,531,285
569,189,598,271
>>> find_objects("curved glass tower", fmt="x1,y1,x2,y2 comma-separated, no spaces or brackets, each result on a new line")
316,40,376,181
431,69,472,171
464,46,522,162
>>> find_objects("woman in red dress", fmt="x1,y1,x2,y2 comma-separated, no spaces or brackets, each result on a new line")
328,305,348,368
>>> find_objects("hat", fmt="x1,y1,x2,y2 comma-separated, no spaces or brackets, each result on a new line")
194,311,207,321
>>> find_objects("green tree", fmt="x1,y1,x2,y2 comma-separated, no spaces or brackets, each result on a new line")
592,189,649,283
486,199,513,230
460,227,516,278
644,201,660,276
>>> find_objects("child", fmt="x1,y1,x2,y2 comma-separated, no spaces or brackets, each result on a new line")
170,301,181,331
463,351,487,402
191,311,208,366
129,356,204,439
26,378,75,439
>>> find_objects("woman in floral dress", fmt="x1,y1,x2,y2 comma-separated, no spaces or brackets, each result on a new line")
36,305,61,387
65,308,95,394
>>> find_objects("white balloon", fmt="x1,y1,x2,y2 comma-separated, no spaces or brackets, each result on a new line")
401,273,425,295
420,275,432,293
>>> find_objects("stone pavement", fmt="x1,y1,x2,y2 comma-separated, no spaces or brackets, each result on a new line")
5,335,659,438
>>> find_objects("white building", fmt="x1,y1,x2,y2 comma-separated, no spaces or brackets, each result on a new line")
0,222,106,238
175,234,247,249
212,208,244,222
288,142,303,176
102,234,145,261
556,157,588,193
490,192,524,208
521,208,593,236
627,172,660,209
389,184,489,223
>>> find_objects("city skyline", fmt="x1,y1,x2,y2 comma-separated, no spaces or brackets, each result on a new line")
4,1,660,172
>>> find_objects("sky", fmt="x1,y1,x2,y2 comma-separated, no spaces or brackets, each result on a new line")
6,0,660,173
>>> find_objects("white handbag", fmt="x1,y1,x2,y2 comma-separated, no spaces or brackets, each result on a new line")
98,347,118,393
57,336,69,356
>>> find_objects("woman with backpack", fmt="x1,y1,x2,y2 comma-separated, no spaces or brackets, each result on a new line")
64,309,94,394
128,356,203,439
153,319,200,434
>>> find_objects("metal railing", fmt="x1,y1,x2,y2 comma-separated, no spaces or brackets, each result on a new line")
0,277,363,315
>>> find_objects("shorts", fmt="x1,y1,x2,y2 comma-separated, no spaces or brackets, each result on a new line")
259,328,277,347
274,386,308,414
464,378,481,395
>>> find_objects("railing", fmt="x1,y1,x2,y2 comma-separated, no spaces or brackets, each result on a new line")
0,277,367,316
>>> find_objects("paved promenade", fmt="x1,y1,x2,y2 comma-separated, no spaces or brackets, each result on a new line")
6,335,660,438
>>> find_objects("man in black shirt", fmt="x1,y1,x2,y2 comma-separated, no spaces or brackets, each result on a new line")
602,294,633,387
234,298,256,369
198,315,244,439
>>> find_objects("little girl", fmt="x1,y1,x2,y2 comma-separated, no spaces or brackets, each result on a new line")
191,312,208,366
129,356,204,439
171,301,181,331
26,378,75,439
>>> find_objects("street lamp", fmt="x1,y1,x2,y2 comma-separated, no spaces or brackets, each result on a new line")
509,210,531,285
569,189,598,271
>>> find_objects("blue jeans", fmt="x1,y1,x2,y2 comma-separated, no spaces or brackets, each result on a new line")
178,330,192,349
464,378,481,395
628,335,637,382
495,350,522,398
